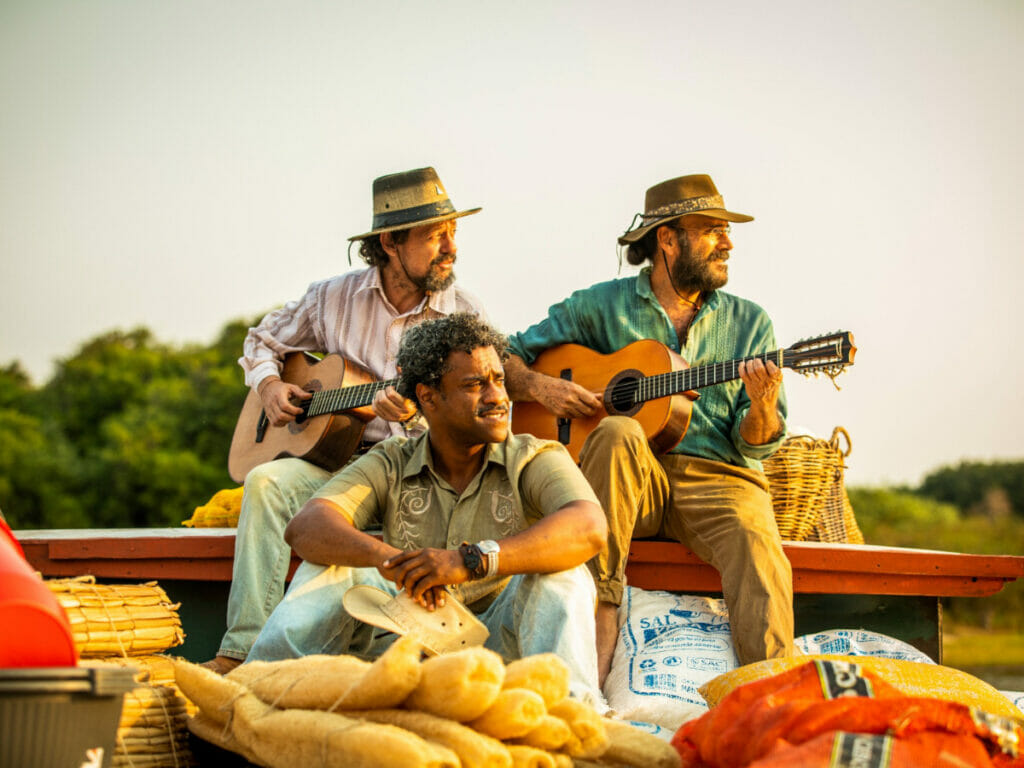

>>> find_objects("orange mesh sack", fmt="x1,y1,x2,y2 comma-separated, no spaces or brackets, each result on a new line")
672,659,1024,768
699,653,1023,720
748,730,1002,768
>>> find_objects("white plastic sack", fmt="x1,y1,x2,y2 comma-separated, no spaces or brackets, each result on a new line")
604,589,942,731
796,628,934,663
603,587,737,730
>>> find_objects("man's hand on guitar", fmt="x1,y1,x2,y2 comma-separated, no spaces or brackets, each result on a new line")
738,358,783,407
533,376,602,419
738,358,784,446
372,386,419,423
504,353,601,419
258,378,312,426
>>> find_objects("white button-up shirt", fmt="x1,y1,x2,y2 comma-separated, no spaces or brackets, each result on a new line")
240,266,488,441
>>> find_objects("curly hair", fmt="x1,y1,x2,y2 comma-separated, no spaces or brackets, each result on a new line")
357,229,410,268
396,313,508,406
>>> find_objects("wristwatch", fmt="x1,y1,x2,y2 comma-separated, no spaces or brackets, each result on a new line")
476,540,501,579
459,542,487,581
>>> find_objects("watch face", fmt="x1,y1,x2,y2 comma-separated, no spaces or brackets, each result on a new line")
477,539,500,555
462,547,482,572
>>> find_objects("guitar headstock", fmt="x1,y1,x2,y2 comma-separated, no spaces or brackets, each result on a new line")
783,331,856,389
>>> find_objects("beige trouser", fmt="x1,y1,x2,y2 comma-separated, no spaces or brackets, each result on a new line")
579,416,795,665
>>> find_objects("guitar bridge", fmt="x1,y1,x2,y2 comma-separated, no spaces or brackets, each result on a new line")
557,368,572,445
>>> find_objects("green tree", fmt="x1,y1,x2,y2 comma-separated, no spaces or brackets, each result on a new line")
0,409,84,528
0,362,35,410
918,460,1024,518
848,487,960,547
40,329,186,445
0,318,256,528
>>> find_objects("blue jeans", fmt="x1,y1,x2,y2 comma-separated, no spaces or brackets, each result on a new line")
217,458,332,660
247,560,606,711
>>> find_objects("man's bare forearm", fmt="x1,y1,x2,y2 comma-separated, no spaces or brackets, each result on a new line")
495,500,607,575
739,398,784,446
503,354,542,401
284,499,400,567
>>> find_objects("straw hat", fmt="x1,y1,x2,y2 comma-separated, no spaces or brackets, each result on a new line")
618,173,753,245
342,585,489,656
348,167,481,241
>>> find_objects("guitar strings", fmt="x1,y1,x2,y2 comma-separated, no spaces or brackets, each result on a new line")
307,380,398,418
600,350,787,404
300,342,841,418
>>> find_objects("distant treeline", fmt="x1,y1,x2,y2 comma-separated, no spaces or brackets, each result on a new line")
0,320,256,529
1,321,1021,626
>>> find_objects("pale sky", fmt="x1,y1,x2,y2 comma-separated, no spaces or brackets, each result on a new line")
1,0,1021,487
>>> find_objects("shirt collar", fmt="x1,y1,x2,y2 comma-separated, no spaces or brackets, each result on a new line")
354,266,460,317
402,432,509,481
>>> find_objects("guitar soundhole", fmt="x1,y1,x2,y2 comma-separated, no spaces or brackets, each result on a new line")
605,370,642,417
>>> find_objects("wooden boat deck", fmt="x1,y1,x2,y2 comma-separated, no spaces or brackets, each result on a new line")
15,528,1024,664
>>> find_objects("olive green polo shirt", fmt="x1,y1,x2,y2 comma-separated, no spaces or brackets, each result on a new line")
312,431,599,608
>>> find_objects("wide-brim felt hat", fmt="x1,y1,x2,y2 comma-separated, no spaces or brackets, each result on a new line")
618,173,753,245
348,166,481,241
342,584,489,656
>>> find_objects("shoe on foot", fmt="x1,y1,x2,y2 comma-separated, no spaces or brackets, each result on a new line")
199,655,242,675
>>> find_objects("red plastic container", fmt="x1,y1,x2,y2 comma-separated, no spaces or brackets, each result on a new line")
0,519,77,667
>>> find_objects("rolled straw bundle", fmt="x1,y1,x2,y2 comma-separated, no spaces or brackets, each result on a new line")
85,658,195,768
46,576,185,657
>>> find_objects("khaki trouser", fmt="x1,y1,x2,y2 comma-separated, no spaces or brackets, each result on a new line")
579,416,794,665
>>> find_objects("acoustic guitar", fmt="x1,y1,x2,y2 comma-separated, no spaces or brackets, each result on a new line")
510,332,856,462
228,352,396,482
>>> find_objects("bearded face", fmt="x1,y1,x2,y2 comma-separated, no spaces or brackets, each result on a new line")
415,258,457,292
670,226,730,293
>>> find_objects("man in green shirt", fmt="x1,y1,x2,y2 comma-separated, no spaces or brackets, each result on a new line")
247,313,609,707
504,174,795,685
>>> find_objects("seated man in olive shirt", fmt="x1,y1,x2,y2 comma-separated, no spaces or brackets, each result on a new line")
247,313,609,708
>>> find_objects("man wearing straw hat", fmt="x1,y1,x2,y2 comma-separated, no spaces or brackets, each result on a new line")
203,167,487,675
247,313,609,708
504,173,794,685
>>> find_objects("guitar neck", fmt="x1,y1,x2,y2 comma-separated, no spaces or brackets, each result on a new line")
306,378,398,417
635,349,785,403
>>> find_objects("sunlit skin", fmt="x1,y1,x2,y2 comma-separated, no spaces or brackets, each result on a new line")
283,344,606,610
662,213,732,295
380,219,458,307
371,219,460,423
256,219,459,427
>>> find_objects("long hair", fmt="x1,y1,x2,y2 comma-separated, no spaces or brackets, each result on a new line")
357,229,410,268
625,226,661,266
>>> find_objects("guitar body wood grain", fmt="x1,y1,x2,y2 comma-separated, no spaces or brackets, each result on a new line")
227,352,378,482
510,340,697,462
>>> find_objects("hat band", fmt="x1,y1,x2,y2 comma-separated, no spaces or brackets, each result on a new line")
372,199,457,230
644,194,725,220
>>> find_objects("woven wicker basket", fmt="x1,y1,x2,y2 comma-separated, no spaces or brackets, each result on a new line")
764,427,863,543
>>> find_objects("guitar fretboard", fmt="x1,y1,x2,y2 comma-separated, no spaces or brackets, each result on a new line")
306,379,398,417
632,349,786,404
